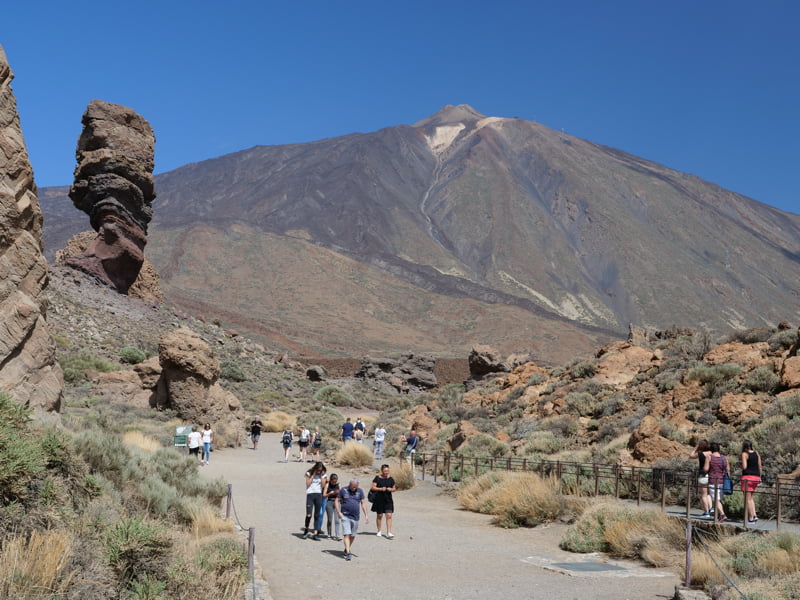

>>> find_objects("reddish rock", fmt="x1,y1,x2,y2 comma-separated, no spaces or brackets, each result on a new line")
627,415,686,463
704,342,769,370
781,356,800,388
593,341,658,387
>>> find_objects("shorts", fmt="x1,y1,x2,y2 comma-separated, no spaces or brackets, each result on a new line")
189,447,200,456
341,516,360,536
299,441,309,448
708,483,723,499
741,475,761,492
251,432,261,441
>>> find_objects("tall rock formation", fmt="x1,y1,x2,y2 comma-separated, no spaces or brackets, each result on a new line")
66,100,155,293
0,46,63,416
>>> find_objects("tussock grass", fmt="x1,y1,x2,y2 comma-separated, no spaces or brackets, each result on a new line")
458,471,562,528
0,529,76,598
690,550,729,587
335,441,373,467
263,411,295,432
185,498,235,539
122,430,162,453
392,460,415,491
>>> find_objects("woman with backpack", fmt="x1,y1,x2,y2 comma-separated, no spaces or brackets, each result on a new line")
281,427,293,463
740,439,762,523
310,426,322,461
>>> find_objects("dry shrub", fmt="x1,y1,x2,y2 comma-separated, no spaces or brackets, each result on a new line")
122,430,161,453
603,509,684,567
185,498,235,540
690,551,728,587
392,460,415,491
0,529,76,598
264,411,295,432
457,471,562,528
335,441,373,467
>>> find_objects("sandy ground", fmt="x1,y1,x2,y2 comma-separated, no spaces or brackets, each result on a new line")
204,433,679,600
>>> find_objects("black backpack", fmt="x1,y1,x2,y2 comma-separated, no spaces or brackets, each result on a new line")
282,431,292,444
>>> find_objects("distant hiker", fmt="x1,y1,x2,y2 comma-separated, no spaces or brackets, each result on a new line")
705,441,730,522
401,429,419,459
354,417,366,434
311,426,322,461
354,427,364,444
373,424,386,460
298,425,311,462
371,464,397,539
187,425,203,464
340,417,355,442
249,417,264,450
304,462,327,540
201,423,214,465
335,478,369,560
281,427,293,462
690,439,712,517
739,439,762,523
321,472,341,539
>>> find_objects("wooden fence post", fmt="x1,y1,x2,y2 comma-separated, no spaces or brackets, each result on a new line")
685,521,692,587
226,484,232,519
686,474,692,518
777,478,782,531
661,471,667,512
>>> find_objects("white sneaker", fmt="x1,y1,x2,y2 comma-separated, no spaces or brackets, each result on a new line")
376,532,382,537
386,532,395,539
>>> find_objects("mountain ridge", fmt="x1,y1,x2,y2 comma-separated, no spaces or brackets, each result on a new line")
38,106,800,359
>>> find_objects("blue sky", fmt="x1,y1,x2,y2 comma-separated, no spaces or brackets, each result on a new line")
2,1,798,215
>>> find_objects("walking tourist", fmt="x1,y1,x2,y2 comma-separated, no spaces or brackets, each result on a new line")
304,462,327,540
298,425,310,462
373,424,386,459
249,416,264,450
201,423,213,465
321,473,342,539
371,464,397,538
740,439,762,523
281,427,293,462
187,425,203,464
705,441,730,522
335,478,369,560
340,417,355,442
691,439,712,517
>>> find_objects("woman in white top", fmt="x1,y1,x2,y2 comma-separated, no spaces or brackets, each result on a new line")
304,462,327,540
201,423,214,465
373,424,386,460
187,426,203,465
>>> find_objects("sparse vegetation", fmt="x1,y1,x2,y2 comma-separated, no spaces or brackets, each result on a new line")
335,441,373,467
119,346,148,364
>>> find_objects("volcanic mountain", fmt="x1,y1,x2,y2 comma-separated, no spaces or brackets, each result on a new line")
39,105,800,362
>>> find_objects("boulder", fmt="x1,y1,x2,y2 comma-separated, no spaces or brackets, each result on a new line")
0,46,63,417
627,415,686,463
356,353,436,393
306,365,326,382
156,328,244,444
65,100,156,294
717,393,763,426
468,345,510,378
704,342,769,370
593,341,658,387
781,355,800,389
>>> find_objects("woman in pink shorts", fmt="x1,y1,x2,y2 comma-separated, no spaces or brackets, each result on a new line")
740,439,762,523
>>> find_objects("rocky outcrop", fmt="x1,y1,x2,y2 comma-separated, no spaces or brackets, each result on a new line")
593,341,658,387
627,415,686,463
155,328,244,445
0,46,63,417
355,353,437,393
56,230,163,302
66,100,155,294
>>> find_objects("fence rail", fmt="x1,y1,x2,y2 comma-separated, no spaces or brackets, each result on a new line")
405,451,800,530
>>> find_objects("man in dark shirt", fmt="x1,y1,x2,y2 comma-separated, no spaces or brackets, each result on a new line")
340,417,355,442
335,478,369,560
249,417,264,450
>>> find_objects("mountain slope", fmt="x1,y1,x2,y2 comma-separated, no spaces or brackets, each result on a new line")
39,105,800,359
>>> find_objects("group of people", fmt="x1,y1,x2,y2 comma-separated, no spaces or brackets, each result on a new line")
690,438,763,523
279,425,323,462
303,461,397,561
186,423,214,465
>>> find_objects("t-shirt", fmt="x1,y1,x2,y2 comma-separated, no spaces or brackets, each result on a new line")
300,429,310,442
306,473,325,495
338,486,364,519
405,435,418,450
372,475,395,500
374,428,386,442
187,431,202,449
341,422,355,439
202,429,213,444
250,420,263,435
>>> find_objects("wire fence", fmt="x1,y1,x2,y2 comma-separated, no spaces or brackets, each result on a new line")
224,484,257,600
404,451,800,529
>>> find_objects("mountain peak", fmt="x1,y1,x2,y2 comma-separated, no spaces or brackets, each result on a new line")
413,104,486,128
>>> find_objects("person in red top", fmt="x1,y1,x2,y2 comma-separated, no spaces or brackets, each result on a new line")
739,440,762,523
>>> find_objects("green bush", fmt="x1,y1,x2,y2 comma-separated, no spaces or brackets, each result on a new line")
565,392,595,417
59,350,118,382
569,360,596,379
523,431,561,455
314,385,354,407
687,363,742,398
0,394,47,501
119,346,148,365
457,433,510,458
220,360,248,382
103,516,172,584
745,366,780,394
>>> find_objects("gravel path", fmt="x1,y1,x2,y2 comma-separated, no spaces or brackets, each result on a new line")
204,434,679,600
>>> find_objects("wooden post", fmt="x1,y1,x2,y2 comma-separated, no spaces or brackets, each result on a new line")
433,453,438,483
522,457,527,472
460,455,465,481
226,484,232,519
686,474,692,518
776,478,782,531
247,527,255,576
685,521,692,587
636,469,642,506
614,465,620,499
576,464,582,497
446,454,451,482
474,457,479,478
661,471,667,512
594,464,600,497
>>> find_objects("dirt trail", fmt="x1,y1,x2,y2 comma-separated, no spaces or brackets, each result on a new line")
204,434,679,600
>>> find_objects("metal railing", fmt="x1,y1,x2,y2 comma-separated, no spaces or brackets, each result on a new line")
406,451,800,530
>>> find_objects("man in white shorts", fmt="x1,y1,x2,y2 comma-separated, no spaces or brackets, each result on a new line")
335,478,369,561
